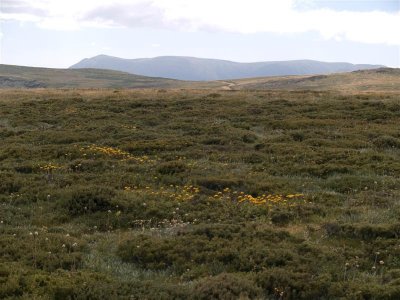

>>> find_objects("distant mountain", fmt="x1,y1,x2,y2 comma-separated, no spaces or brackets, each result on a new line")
70,55,384,81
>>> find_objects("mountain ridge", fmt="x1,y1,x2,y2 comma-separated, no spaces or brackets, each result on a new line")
70,55,384,81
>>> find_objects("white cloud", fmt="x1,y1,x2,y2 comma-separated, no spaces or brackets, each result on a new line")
1,0,399,45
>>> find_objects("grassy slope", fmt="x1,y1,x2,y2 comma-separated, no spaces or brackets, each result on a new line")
1,89,400,299
228,68,400,93
1,64,400,93
0,64,221,89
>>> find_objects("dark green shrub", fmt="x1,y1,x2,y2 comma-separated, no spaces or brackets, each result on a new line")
242,134,257,143
192,273,262,300
243,153,264,164
202,137,227,145
122,139,191,154
291,131,305,142
157,161,187,175
0,233,85,272
68,159,109,172
0,173,21,194
254,143,265,150
255,269,332,299
271,210,294,226
323,175,375,193
207,93,221,98
118,225,298,275
196,178,243,191
64,186,116,216
14,165,35,174
322,222,341,237
373,135,400,149
190,224,242,240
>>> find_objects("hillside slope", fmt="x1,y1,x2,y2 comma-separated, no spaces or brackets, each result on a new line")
1,64,398,92
70,55,383,81
226,68,400,92
0,64,197,89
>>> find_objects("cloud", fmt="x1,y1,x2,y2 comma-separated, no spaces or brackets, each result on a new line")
82,2,166,28
1,0,399,45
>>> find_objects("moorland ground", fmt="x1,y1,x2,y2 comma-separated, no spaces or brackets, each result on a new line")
1,89,400,299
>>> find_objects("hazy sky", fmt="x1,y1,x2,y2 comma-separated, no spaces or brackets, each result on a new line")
1,0,399,68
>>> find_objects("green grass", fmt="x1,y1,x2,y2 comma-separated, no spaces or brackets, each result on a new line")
0,89,400,299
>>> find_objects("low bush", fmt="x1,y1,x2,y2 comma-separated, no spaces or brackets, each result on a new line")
63,186,116,216
192,273,262,300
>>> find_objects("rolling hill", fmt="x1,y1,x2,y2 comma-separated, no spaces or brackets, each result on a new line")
70,55,383,81
226,68,400,92
0,64,203,89
1,64,399,93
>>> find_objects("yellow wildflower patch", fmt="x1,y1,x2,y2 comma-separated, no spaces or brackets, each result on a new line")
75,144,154,163
210,188,305,207
123,184,305,207
124,184,200,202
39,163,63,172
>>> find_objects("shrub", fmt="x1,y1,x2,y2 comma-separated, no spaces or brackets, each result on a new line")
373,136,400,149
157,161,187,175
255,269,332,299
63,186,116,216
271,210,294,226
242,134,257,143
0,173,21,194
291,131,305,142
196,178,244,191
192,273,262,300
117,225,298,275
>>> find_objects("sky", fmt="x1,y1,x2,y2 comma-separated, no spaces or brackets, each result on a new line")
0,0,399,68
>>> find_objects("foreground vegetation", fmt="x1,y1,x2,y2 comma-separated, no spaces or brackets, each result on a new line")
1,89,399,299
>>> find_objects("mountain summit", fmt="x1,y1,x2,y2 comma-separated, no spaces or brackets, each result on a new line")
70,55,383,81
